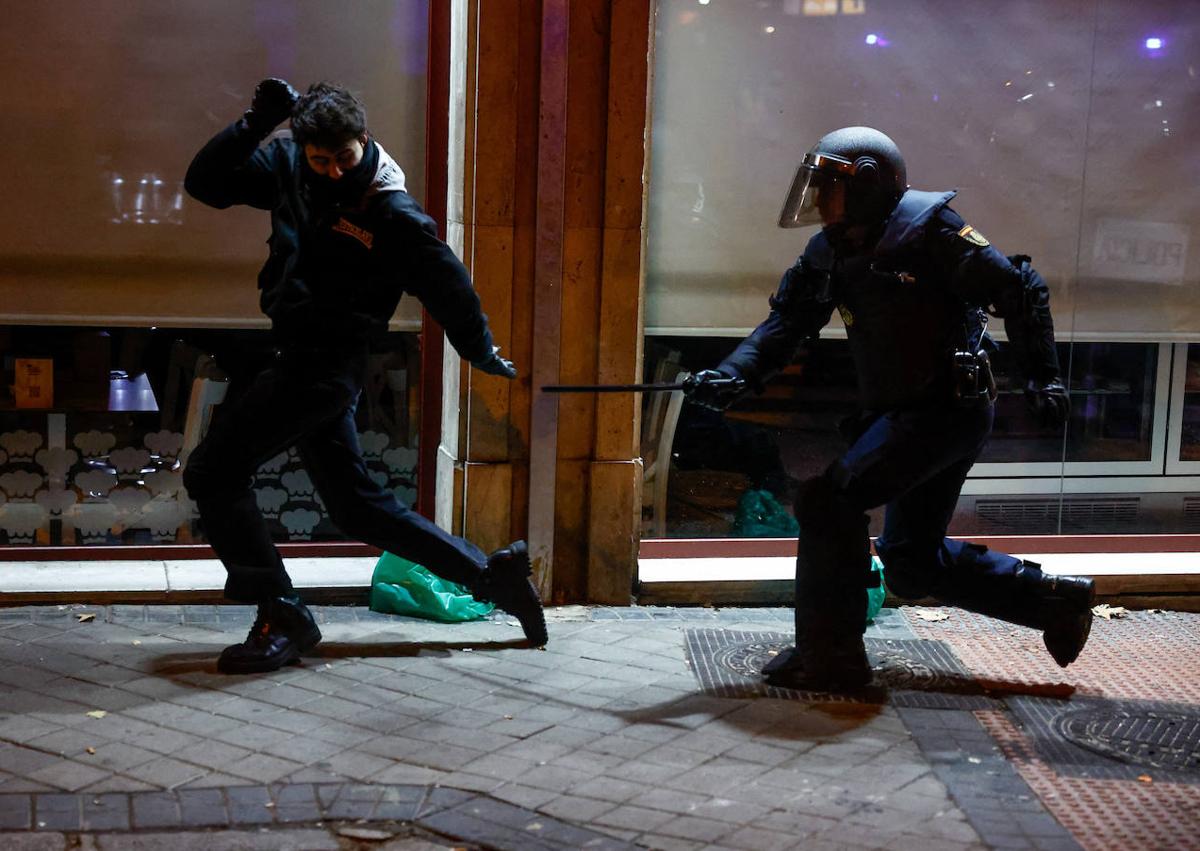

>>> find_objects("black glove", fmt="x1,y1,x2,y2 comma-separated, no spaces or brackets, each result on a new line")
1025,378,1070,429
472,347,517,379
244,78,300,138
685,369,747,411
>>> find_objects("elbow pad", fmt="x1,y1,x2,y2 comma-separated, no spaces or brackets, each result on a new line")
997,255,1061,382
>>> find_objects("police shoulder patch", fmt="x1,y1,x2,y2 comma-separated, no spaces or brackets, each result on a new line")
957,224,990,247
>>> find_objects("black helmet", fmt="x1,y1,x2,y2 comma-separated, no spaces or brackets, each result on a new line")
778,126,907,230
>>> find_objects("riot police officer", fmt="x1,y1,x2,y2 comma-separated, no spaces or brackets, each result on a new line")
690,127,1093,692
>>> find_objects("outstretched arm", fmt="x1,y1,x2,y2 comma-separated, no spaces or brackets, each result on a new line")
719,257,837,390
392,204,508,374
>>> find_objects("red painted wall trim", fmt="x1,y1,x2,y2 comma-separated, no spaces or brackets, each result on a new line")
639,535,1200,559
417,0,451,519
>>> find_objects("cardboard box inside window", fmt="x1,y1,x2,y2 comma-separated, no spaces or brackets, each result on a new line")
14,358,53,408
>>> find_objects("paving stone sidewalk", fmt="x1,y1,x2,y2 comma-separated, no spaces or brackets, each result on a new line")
0,602,1197,850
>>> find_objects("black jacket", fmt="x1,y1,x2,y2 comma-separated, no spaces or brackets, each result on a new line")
185,119,494,361
720,189,1061,410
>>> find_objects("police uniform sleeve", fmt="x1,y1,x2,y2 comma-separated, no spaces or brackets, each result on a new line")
389,205,496,365
184,120,281,211
927,207,1062,383
717,254,835,392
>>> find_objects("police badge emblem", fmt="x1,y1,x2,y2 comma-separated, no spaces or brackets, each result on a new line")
957,224,990,247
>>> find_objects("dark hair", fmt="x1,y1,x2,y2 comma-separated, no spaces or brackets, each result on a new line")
291,82,367,149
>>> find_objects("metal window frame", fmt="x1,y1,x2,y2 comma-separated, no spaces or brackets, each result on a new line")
968,342,1173,478
1166,342,1200,475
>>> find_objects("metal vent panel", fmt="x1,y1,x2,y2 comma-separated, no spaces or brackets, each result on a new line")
975,497,1139,533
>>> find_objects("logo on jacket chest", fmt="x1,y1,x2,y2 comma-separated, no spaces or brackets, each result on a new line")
332,217,374,249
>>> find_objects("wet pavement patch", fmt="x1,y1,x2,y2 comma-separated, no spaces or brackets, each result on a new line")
1009,696,1200,783
685,628,1003,709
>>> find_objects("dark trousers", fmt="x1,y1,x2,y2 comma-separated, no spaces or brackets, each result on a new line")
794,402,1002,642
183,349,486,603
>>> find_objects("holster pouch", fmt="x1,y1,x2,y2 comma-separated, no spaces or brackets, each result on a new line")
951,348,997,408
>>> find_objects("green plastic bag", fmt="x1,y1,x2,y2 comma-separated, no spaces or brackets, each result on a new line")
732,489,800,538
866,556,887,624
369,552,494,622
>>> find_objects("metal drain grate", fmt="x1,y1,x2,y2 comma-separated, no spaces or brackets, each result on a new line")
1057,706,1200,774
685,629,1002,709
1010,696,1200,783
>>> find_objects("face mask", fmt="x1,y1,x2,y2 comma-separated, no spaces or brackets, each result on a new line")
302,139,379,208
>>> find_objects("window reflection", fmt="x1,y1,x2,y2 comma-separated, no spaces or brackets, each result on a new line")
978,342,1158,465
642,337,1174,539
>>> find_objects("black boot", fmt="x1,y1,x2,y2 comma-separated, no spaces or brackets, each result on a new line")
473,541,548,646
762,638,872,692
1035,572,1095,667
217,595,322,674
768,475,874,692
935,553,1095,668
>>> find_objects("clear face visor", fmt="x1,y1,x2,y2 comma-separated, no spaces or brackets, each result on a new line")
777,152,857,229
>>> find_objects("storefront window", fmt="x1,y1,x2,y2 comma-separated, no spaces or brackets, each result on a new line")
0,326,419,547
642,338,1172,539
976,342,1160,467
0,2,433,550
643,0,1199,545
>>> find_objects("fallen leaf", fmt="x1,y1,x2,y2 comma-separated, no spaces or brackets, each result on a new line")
1137,774,1153,783
1092,604,1128,620
336,826,395,841
77,614,95,623
85,747,96,755
913,609,950,622
86,710,107,719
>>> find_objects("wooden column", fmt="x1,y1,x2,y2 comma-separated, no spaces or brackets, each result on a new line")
441,0,651,604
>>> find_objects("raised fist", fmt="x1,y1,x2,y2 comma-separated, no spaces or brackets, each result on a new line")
244,78,300,137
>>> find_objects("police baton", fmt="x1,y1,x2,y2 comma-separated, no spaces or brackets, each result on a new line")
541,375,745,394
